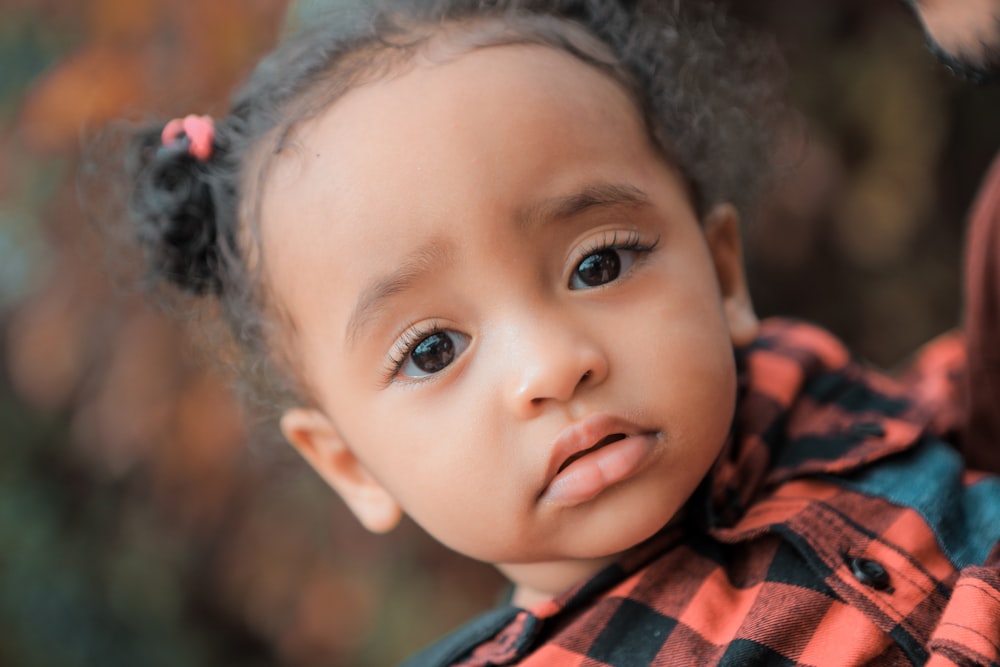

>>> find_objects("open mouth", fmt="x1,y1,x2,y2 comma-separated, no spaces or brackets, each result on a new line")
556,433,627,474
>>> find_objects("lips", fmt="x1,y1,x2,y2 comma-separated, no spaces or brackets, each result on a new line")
556,433,627,474
539,415,658,506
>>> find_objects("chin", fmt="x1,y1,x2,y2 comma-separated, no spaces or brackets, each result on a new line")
562,493,682,561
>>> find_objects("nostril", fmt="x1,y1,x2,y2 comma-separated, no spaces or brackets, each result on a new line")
580,370,591,382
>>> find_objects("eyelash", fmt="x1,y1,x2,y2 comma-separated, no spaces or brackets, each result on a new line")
573,229,660,272
383,319,445,383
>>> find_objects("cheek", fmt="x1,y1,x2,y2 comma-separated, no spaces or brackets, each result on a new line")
330,387,508,522
332,387,545,562
636,293,738,425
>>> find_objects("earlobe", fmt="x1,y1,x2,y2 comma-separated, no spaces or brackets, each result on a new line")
703,204,760,348
280,407,403,533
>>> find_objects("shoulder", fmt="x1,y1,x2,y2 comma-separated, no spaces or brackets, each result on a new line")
742,318,912,416
733,318,928,488
730,319,1000,568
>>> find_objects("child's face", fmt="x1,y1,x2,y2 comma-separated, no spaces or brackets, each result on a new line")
263,43,758,596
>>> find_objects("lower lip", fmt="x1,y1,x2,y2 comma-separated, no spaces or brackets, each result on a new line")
540,433,657,507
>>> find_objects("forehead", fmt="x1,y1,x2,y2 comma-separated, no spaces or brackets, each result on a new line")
262,44,650,236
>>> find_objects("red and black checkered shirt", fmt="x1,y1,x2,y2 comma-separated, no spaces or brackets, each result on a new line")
402,319,1000,667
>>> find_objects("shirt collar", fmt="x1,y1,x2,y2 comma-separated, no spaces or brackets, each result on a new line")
708,318,929,528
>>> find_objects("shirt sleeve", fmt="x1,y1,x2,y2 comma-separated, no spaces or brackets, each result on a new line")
926,543,1000,665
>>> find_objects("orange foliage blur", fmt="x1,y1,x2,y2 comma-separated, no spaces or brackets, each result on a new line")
19,0,286,154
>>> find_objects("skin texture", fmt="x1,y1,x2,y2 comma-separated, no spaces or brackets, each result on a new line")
909,0,1000,79
263,44,758,605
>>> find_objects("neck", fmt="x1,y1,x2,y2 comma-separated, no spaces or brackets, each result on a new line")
497,555,619,609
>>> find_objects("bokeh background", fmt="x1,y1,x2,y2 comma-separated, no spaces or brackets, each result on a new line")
0,1,997,665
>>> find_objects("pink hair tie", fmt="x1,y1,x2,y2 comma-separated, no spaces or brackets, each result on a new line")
161,114,215,161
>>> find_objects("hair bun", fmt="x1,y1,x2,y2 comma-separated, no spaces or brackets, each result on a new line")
128,126,223,295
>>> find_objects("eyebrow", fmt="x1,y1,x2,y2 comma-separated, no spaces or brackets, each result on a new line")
345,236,454,346
516,182,650,232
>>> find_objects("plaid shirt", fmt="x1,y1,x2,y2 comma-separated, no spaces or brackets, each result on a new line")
402,319,1000,667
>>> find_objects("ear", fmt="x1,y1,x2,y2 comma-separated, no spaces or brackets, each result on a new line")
703,203,759,347
280,407,402,533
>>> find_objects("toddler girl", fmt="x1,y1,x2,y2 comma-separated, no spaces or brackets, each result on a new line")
124,0,1000,664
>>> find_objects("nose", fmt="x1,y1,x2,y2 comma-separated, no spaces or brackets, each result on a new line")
506,316,609,419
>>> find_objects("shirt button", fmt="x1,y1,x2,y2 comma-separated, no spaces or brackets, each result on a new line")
849,557,892,591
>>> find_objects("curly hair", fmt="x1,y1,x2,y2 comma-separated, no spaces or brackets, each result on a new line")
124,0,785,418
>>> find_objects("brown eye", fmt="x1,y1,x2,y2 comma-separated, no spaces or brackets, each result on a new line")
570,248,640,289
400,330,470,378
573,250,621,287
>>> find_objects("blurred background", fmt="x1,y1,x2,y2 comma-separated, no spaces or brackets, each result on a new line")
0,0,997,665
